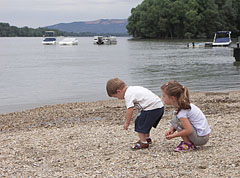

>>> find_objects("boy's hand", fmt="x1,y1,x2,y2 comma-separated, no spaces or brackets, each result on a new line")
124,122,129,130
124,107,133,130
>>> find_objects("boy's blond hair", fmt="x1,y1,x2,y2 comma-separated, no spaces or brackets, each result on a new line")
106,78,126,96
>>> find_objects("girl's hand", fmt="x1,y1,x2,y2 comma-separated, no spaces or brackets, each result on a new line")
165,129,174,136
165,127,175,136
166,134,175,140
124,122,129,130
166,118,192,139
165,127,175,140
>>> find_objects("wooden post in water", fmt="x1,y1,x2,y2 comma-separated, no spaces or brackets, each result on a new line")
233,37,240,61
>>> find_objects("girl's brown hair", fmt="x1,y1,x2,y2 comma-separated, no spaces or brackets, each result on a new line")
161,81,191,113
106,78,126,97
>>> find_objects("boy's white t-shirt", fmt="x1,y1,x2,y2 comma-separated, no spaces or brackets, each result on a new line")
124,86,164,111
176,103,211,136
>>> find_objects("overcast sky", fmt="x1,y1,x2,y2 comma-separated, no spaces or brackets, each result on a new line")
0,0,144,28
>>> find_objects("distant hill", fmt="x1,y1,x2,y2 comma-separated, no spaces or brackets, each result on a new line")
45,19,128,35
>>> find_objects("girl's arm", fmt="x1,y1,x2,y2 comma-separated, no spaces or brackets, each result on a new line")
165,126,176,136
166,118,192,139
124,107,134,130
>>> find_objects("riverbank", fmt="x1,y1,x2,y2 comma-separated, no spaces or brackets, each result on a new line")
0,91,239,177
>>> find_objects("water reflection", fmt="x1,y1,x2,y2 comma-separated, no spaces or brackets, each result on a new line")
128,41,239,92
233,61,240,69
0,37,239,113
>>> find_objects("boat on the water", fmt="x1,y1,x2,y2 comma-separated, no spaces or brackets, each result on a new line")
59,38,78,45
103,36,117,45
42,31,57,45
187,42,213,48
42,37,57,45
93,36,117,45
93,36,104,45
187,42,206,48
212,31,231,47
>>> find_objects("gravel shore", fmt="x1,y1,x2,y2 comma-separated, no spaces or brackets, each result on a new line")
0,91,239,177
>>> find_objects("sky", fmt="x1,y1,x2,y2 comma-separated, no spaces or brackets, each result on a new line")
0,0,144,28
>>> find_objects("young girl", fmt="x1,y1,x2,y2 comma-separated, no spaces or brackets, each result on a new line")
161,81,211,152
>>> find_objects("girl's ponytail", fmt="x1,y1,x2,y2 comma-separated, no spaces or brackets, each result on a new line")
177,86,190,113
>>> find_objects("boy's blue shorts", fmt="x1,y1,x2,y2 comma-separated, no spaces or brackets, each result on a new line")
135,107,164,134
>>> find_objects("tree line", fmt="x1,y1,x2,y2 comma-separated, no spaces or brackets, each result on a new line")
127,0,240,39
0,23,65,37
0,23,129,37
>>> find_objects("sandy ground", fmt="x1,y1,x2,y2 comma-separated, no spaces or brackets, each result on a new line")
0,91,239,177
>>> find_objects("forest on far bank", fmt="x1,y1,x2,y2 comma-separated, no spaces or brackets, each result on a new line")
127,0,240,39
0,23,127,37
0,23,65,37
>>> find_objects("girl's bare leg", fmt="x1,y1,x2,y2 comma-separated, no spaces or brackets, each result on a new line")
181,135,191,143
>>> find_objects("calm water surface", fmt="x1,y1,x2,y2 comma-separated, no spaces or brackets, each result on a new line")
0,37,239,113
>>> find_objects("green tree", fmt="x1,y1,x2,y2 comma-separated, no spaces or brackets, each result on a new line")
183,0,201,38
127,0,240,39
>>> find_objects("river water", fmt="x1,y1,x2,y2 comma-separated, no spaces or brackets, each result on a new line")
0,37,239,113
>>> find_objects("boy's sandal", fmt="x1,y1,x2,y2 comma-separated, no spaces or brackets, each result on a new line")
136,138,152,144
146,138,152,144
132,142,149,150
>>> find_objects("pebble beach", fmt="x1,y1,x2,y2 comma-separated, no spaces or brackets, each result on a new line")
0,91,239,177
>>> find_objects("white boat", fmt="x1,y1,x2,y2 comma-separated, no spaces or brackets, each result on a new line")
93,36,104,45
212,31,231,46
187,42,206,48
103,36,117,45
42,37,57,45
187,42,212,48
59,38,78,45
93,36,117,45
42,31,57,45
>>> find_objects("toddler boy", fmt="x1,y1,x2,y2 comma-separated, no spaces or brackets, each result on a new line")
106,78,164,149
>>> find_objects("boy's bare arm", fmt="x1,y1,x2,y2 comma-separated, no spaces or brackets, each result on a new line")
124,107,134,130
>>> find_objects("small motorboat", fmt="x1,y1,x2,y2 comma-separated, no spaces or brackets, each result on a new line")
59,38,78,45
93,36,104,45
212,31,232,47
187,42,206,48
93,36,117,45
42,31,57,45
187,42,213,48
103,36,117,45
42,37,57,45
